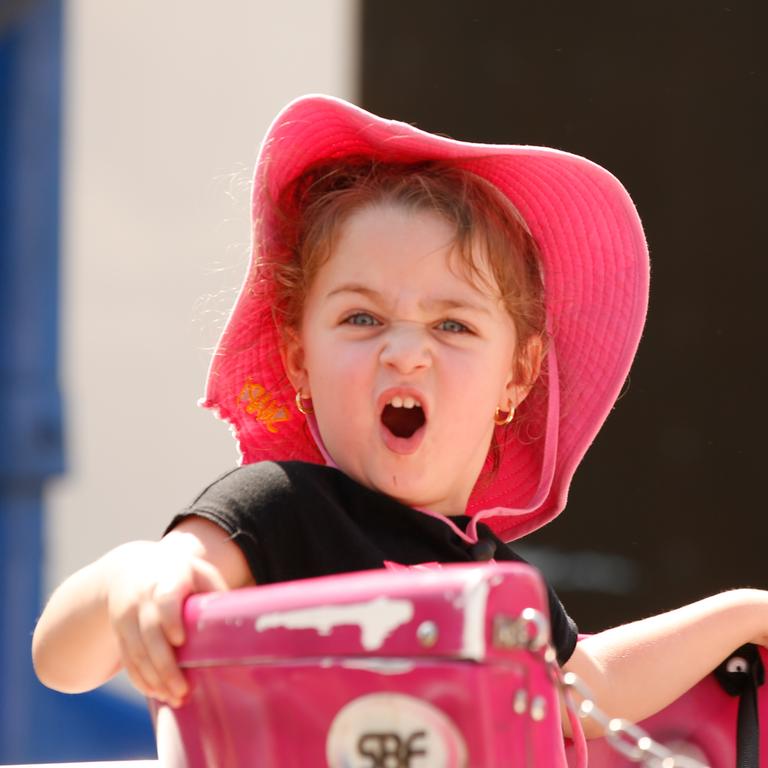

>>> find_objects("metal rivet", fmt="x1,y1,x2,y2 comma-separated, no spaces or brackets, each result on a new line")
530,695,547,722
726,656,748,674
513,689,528,715
416,620,439,648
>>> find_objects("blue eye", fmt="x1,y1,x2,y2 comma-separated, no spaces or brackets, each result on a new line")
344,312,380,327
438,319,470,333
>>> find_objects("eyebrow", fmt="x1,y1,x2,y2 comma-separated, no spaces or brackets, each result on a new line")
325,283,492,315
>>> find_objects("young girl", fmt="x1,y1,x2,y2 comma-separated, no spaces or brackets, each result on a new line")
32,95,768,740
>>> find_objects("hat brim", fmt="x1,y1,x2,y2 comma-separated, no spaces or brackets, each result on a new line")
203,94,649,542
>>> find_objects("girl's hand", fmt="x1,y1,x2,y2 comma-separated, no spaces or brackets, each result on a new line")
104,541,228,707
33,517,252,702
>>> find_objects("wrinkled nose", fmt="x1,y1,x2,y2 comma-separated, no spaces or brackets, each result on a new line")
379,323,432,374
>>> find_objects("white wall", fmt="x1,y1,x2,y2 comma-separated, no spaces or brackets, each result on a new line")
46,0,358,603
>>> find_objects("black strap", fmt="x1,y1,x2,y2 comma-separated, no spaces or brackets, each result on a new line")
713,644,764,768
469,536,496,561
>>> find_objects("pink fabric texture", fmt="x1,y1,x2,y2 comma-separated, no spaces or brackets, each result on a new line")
202,94,649,543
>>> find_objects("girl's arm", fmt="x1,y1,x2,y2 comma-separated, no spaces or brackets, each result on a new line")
563,588,768,738
32,517,253,707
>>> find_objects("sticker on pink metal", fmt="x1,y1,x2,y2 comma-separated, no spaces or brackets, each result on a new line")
326,692,468,768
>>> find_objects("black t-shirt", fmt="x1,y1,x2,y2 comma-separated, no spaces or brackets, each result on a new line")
167,460,578,665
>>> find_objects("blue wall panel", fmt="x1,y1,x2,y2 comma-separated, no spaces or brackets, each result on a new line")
0,1,155,760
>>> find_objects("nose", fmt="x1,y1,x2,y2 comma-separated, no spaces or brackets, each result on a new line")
378,322,432,374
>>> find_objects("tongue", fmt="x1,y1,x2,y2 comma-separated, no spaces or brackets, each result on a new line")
381,404,425,438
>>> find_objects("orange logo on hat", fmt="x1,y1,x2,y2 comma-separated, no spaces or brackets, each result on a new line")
239,380,291,433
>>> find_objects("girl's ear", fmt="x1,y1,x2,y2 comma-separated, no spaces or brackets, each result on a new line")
504,334,544,409
280,329,310,396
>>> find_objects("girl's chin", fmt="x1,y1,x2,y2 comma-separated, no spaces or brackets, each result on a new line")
368,473,468,516
330,445,474,513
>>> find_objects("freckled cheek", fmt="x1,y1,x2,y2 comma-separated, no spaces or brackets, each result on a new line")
439,366,500,428
308,347,376,421
312,363,376,471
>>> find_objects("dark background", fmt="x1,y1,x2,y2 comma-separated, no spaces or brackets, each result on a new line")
361,0,763,632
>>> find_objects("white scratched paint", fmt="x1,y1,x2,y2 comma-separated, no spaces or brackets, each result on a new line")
459,570,490,660
254,597,414,651
340,659,415,675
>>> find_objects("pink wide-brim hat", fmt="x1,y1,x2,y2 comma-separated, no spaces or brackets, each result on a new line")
202,94,649,543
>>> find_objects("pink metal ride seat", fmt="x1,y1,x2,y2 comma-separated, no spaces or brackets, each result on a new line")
152,562,575,767
151,563,766,767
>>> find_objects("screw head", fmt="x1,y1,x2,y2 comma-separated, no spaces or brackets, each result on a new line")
530,695,547,722
416,620,439,648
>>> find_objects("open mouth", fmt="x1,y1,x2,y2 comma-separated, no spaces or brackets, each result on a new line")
381,396,426,439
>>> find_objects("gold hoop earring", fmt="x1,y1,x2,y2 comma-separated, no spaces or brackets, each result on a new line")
493,405,515,426
295,390,313,416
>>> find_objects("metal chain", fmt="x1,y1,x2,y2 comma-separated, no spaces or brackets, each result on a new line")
500,610,710,768
555,664,708,768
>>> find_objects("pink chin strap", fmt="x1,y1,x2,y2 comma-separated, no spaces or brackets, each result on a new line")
467,343,560,542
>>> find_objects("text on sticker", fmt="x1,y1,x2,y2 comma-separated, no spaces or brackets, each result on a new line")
239,381,291,433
